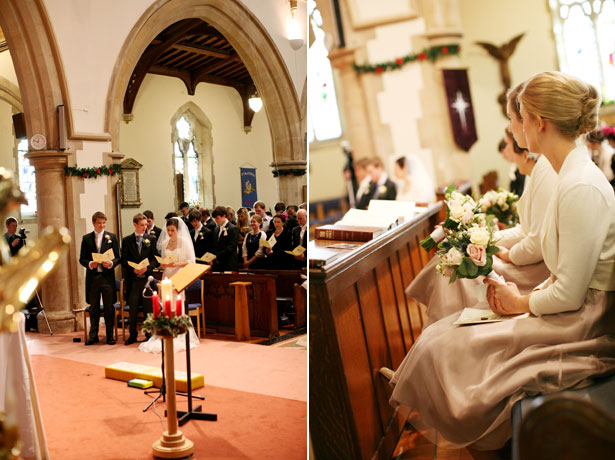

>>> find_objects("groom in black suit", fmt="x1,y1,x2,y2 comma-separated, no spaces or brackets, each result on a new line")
357,156,397,209
210,206,239,271
78,211,120,345
121,213,159,345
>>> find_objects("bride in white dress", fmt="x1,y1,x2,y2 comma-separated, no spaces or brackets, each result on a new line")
139,217,200,353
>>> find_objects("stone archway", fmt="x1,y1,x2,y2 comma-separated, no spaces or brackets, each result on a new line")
105,0,306,204
0,76,23,113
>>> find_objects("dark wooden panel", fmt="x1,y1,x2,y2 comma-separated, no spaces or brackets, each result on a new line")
390,250,412,354
375,259,406,368
397,242,417,344
333,283,382,460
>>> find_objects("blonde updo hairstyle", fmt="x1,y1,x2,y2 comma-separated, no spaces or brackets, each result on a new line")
506,82,524,119
519,71,601,138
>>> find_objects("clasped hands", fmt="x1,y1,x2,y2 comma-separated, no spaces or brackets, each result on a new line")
483,278,530,316
90,261,113,269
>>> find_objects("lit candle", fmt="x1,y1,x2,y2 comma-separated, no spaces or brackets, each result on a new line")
164,298,172,317
175,297,183,317
160,278,172,305
152,291,160,318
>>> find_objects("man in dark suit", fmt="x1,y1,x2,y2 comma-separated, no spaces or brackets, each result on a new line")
292,209,307,268
4,217,25,256
200,207,217,232
143,210,162,239
357,156,397,209
121,213,159,345
179,201,191,228
285,204,300,232
210,206,239,272
188,209,212,259
78,211,120,345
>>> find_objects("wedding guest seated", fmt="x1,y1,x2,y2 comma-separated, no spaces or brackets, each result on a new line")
188,209,211,258
357,156,397,209
4,217,25,257
254,201,272,233
200,207,216,231
210,206,239,271
242,214,267,269
178,201,190,227
292,209,307,268
121,213,159,345
265,214,294,269
226,206,237,225
165,211,178,221
285,205,299,232
143,210,162,239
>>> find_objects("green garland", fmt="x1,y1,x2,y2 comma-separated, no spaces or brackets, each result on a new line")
273,169,306,177
64,163,122,179
353,44,460,75
142,313,192,338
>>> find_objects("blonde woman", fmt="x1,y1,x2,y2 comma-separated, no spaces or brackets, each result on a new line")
389,72,615,453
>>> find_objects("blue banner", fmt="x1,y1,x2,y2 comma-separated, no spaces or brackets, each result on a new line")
240,167,257,207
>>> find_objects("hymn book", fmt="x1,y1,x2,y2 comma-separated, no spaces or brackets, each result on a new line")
197,252,216,264
92,248,114,263
285,245,306,256
259,235,277,249
453,307,530,325
127,258,149,270
155,253,178,265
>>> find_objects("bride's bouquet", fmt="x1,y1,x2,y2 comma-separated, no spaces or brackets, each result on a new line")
435,221,501,283
478,188,519,227
420,185,480,251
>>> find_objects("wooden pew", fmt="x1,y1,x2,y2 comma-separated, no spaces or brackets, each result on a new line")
247,268,306,329
201,272,279,338
309,203,441,460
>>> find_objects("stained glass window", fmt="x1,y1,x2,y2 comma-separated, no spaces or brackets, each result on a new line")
308,0,343,142
173,116,200,206
549,0,615,102
17,138,37,218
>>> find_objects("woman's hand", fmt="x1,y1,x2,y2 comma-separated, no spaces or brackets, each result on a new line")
484,278,530,316
495,246,511,263
496,221,508,230
266,247,273,255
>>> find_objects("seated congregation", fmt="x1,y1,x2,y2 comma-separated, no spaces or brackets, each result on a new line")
77,200,307,346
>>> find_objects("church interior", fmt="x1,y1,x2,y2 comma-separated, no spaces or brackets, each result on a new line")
0,0,306,459
2,0,615,459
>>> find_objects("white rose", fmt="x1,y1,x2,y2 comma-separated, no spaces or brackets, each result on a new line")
469,226,490,247
461,210,474,225
479,197,491,211
496,195,506,207
437,262,455,277
441,247,464,266
449,204,465,222
451,191,464,201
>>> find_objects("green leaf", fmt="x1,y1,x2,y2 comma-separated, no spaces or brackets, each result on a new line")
486,246,499,255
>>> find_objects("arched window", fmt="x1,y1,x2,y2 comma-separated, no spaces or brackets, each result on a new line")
173,115,200,206
549,0,615,102
17,138,37,218
308,0,343,142
170,103,215,208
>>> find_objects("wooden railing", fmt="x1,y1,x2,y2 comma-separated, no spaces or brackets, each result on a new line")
309,203,441,460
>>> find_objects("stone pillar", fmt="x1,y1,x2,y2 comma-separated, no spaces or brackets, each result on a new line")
270,160,307,205
25,150,75,333
328,48,376,159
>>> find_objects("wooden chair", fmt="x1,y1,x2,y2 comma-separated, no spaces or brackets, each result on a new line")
76,279,122,341
185,279,204,337
512,374,615,460
480,170,499,194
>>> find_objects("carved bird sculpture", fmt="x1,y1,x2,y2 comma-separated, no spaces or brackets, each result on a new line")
476,33,525,117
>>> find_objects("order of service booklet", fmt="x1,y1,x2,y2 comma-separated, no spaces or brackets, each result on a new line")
453,307,530,325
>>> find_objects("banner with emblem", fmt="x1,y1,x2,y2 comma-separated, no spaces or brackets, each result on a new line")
443,69,478,152
240,167,258,207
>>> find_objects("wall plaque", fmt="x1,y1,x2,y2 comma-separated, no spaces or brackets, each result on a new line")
119,158,142,207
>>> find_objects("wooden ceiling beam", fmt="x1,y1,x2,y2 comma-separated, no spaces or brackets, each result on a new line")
123,19,202,114
172,42,231,59
193,54,241,75
149,65,196,95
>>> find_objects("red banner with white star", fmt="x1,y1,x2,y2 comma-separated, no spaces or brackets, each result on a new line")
443,69,477,152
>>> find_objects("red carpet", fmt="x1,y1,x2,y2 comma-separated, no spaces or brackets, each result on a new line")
32,355,307,459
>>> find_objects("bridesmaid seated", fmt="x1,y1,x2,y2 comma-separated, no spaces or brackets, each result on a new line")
388,71,615,456
265,214,294,270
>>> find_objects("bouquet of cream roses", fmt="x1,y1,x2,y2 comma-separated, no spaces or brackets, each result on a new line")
420,184,481,251
478,188,519,227
435,219,501,283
